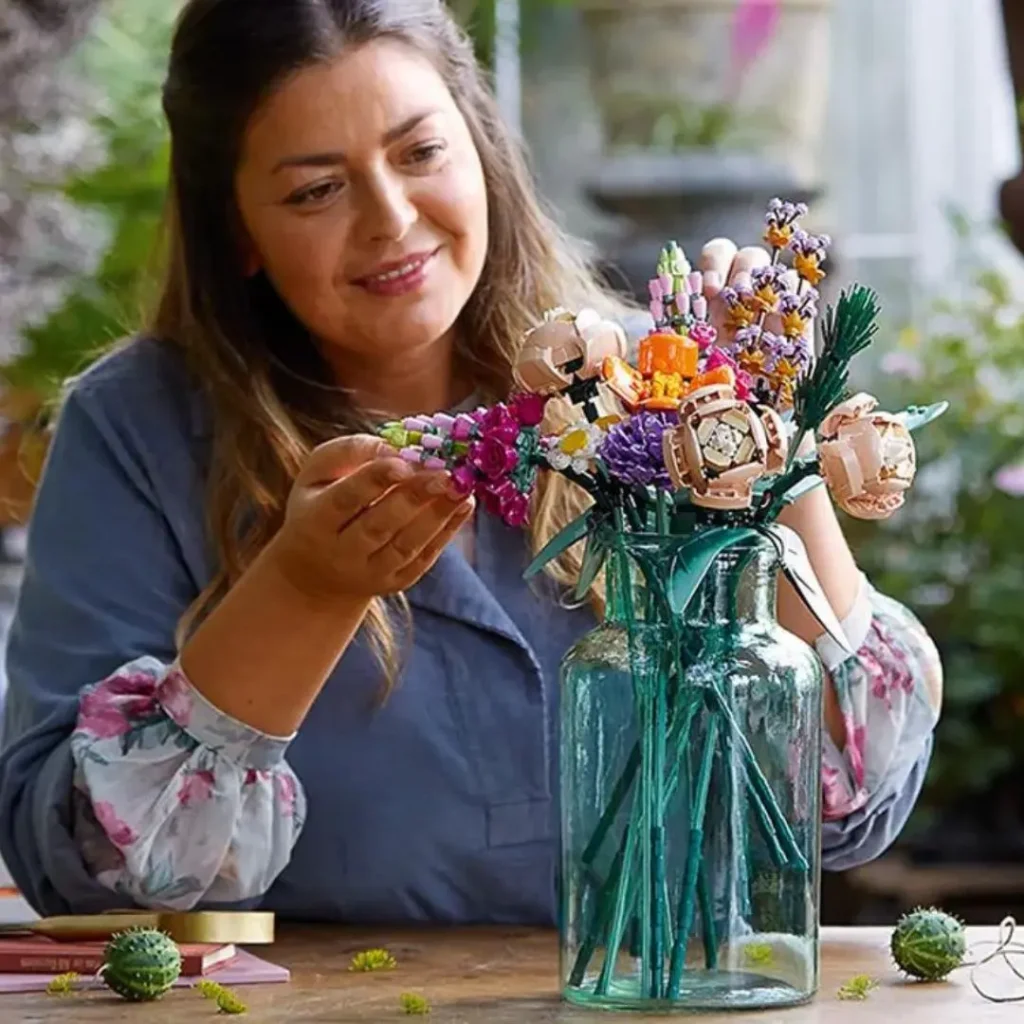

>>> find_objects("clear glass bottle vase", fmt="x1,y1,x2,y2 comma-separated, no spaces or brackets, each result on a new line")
560,531,823,1011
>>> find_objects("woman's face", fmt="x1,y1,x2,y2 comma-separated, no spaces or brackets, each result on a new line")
234,39,489,374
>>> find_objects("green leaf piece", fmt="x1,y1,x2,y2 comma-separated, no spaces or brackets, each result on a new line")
574,533,608,601
765,525,852,656
523,509,594,579
779,474,825,507
667,528,761,616
895,401,949,433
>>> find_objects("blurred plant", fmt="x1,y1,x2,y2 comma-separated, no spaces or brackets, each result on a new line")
0,0,176,414
447,0,577,69
849,240,1024,824
602,93,778,151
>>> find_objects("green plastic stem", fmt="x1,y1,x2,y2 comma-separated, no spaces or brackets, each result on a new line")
666,714,721,998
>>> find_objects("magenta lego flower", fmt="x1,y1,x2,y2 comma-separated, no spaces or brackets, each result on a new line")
511,392,548,427
452,413,476,441
479,478,531,527
470,435,519,479
476,405,520,444
705,347,754,402
689,320,717,350
449,464,476,495
501,490,531,527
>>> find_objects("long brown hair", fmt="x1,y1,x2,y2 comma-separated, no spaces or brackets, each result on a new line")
154,0,627,684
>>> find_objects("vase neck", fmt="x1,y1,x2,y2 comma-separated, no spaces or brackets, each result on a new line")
686,547,778,627
602,535,778,627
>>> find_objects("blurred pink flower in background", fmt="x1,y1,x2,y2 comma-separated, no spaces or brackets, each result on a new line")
880,350,924,380
994,463,1024,497
731,0,782,81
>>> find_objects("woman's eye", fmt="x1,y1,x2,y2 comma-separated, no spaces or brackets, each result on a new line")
406,142,447,166
285,180,343,206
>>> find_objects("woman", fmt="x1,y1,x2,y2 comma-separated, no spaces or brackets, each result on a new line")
0,0,941,921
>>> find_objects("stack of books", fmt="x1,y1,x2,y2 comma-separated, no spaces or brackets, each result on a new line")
0,911,290,995
0,934,239,976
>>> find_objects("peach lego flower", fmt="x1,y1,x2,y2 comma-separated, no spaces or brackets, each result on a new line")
818,393,917,520
662,384,787,510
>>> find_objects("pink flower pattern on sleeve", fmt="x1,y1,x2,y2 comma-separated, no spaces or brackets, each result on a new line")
70,656,304,910
819,586,942,822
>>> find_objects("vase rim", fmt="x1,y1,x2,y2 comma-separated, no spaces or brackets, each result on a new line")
598,526,779,555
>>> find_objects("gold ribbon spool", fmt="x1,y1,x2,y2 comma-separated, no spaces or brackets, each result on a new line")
158,911,275,945
0,910,275,945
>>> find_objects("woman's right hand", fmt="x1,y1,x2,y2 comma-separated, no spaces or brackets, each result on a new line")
269,434,475,603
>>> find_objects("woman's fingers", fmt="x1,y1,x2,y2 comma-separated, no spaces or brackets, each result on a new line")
318,459,419,530
728,245,771,292
390,499,476,587
369,488,469,568
298,434,393,487
699,238,737,297
339,470,453,549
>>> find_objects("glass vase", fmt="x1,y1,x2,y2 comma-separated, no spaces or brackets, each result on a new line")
559,531,823,1012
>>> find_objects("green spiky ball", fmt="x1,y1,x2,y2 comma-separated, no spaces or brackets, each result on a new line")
101,927,182,1001
890,907,966,981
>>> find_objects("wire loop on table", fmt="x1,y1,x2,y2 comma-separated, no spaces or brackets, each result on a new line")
966,917,1024,1003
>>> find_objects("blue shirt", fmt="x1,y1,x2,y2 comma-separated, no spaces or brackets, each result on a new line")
0,339,936,921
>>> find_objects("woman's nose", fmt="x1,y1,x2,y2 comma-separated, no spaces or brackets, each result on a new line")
359,171,418,242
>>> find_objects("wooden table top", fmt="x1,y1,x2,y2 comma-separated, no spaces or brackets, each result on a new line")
3,925,1019,1022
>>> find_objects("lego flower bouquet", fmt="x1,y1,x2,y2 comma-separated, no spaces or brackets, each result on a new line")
378,200,945,1011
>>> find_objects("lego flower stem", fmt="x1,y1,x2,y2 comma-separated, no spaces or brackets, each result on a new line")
666,714,719,999
570,529,810,992
786,285,881,472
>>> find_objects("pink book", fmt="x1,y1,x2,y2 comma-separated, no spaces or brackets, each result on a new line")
0,947,289,995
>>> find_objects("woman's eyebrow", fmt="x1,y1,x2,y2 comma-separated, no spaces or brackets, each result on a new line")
271,110,440,172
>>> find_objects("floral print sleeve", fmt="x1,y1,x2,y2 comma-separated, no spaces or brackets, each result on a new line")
817,576,942,822
69,656,305,910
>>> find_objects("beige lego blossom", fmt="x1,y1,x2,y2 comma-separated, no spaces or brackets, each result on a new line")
818,392,917,520
513,308,627,396
662,385,788,510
